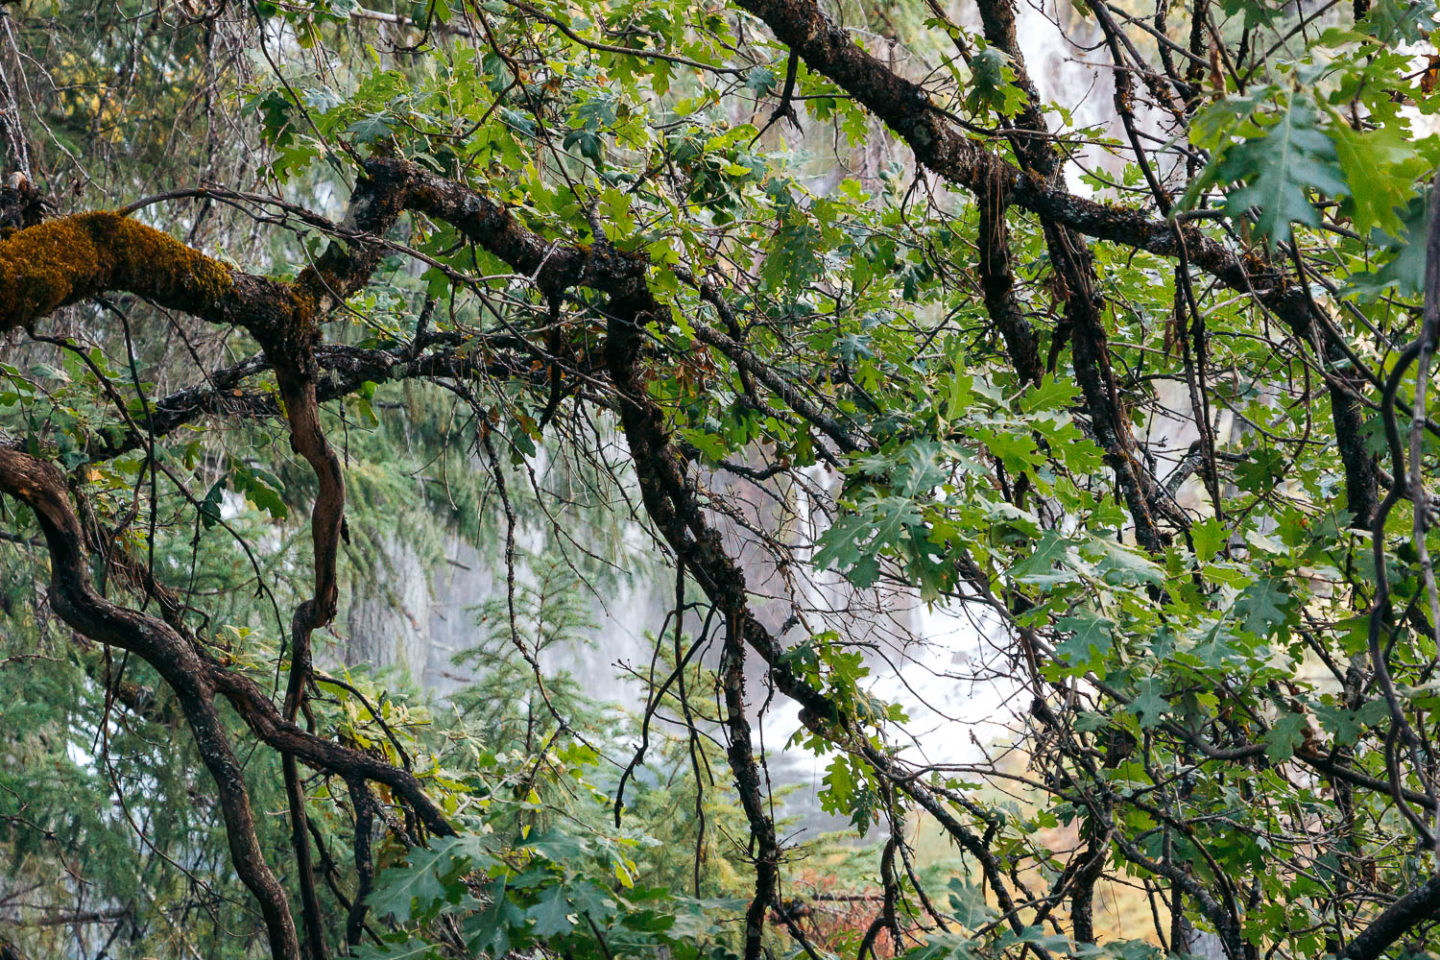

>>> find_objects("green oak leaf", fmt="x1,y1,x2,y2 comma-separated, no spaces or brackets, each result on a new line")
1128,677,1170,729
1056,610,1114,671
1209,97,1347,248
528,885,575,938
1237,578,1292,637
1327,116,1425,237
1265,711,1307,761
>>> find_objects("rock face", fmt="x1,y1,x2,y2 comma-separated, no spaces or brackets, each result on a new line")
341,532,670,698
1179,919,1229,960
343,536,431,680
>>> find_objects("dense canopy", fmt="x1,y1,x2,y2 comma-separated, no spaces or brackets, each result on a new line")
2,1,1440,959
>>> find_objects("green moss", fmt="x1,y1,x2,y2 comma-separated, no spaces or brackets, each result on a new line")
0,212,235,331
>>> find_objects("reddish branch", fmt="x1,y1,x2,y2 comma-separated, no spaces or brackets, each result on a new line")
271,159,420,960
0,164,446,959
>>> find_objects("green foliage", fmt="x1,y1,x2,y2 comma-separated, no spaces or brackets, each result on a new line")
359,756,747,960
1189,94,1347,248
8,0,1440,957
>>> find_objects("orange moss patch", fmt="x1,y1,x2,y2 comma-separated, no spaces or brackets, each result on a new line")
0,212,234,330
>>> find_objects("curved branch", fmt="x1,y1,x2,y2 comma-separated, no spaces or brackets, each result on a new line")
0,448,301,960
0,172,449,955
1341,873,1440,960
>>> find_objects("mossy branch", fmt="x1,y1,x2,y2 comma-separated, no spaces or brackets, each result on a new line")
0,212,236,332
